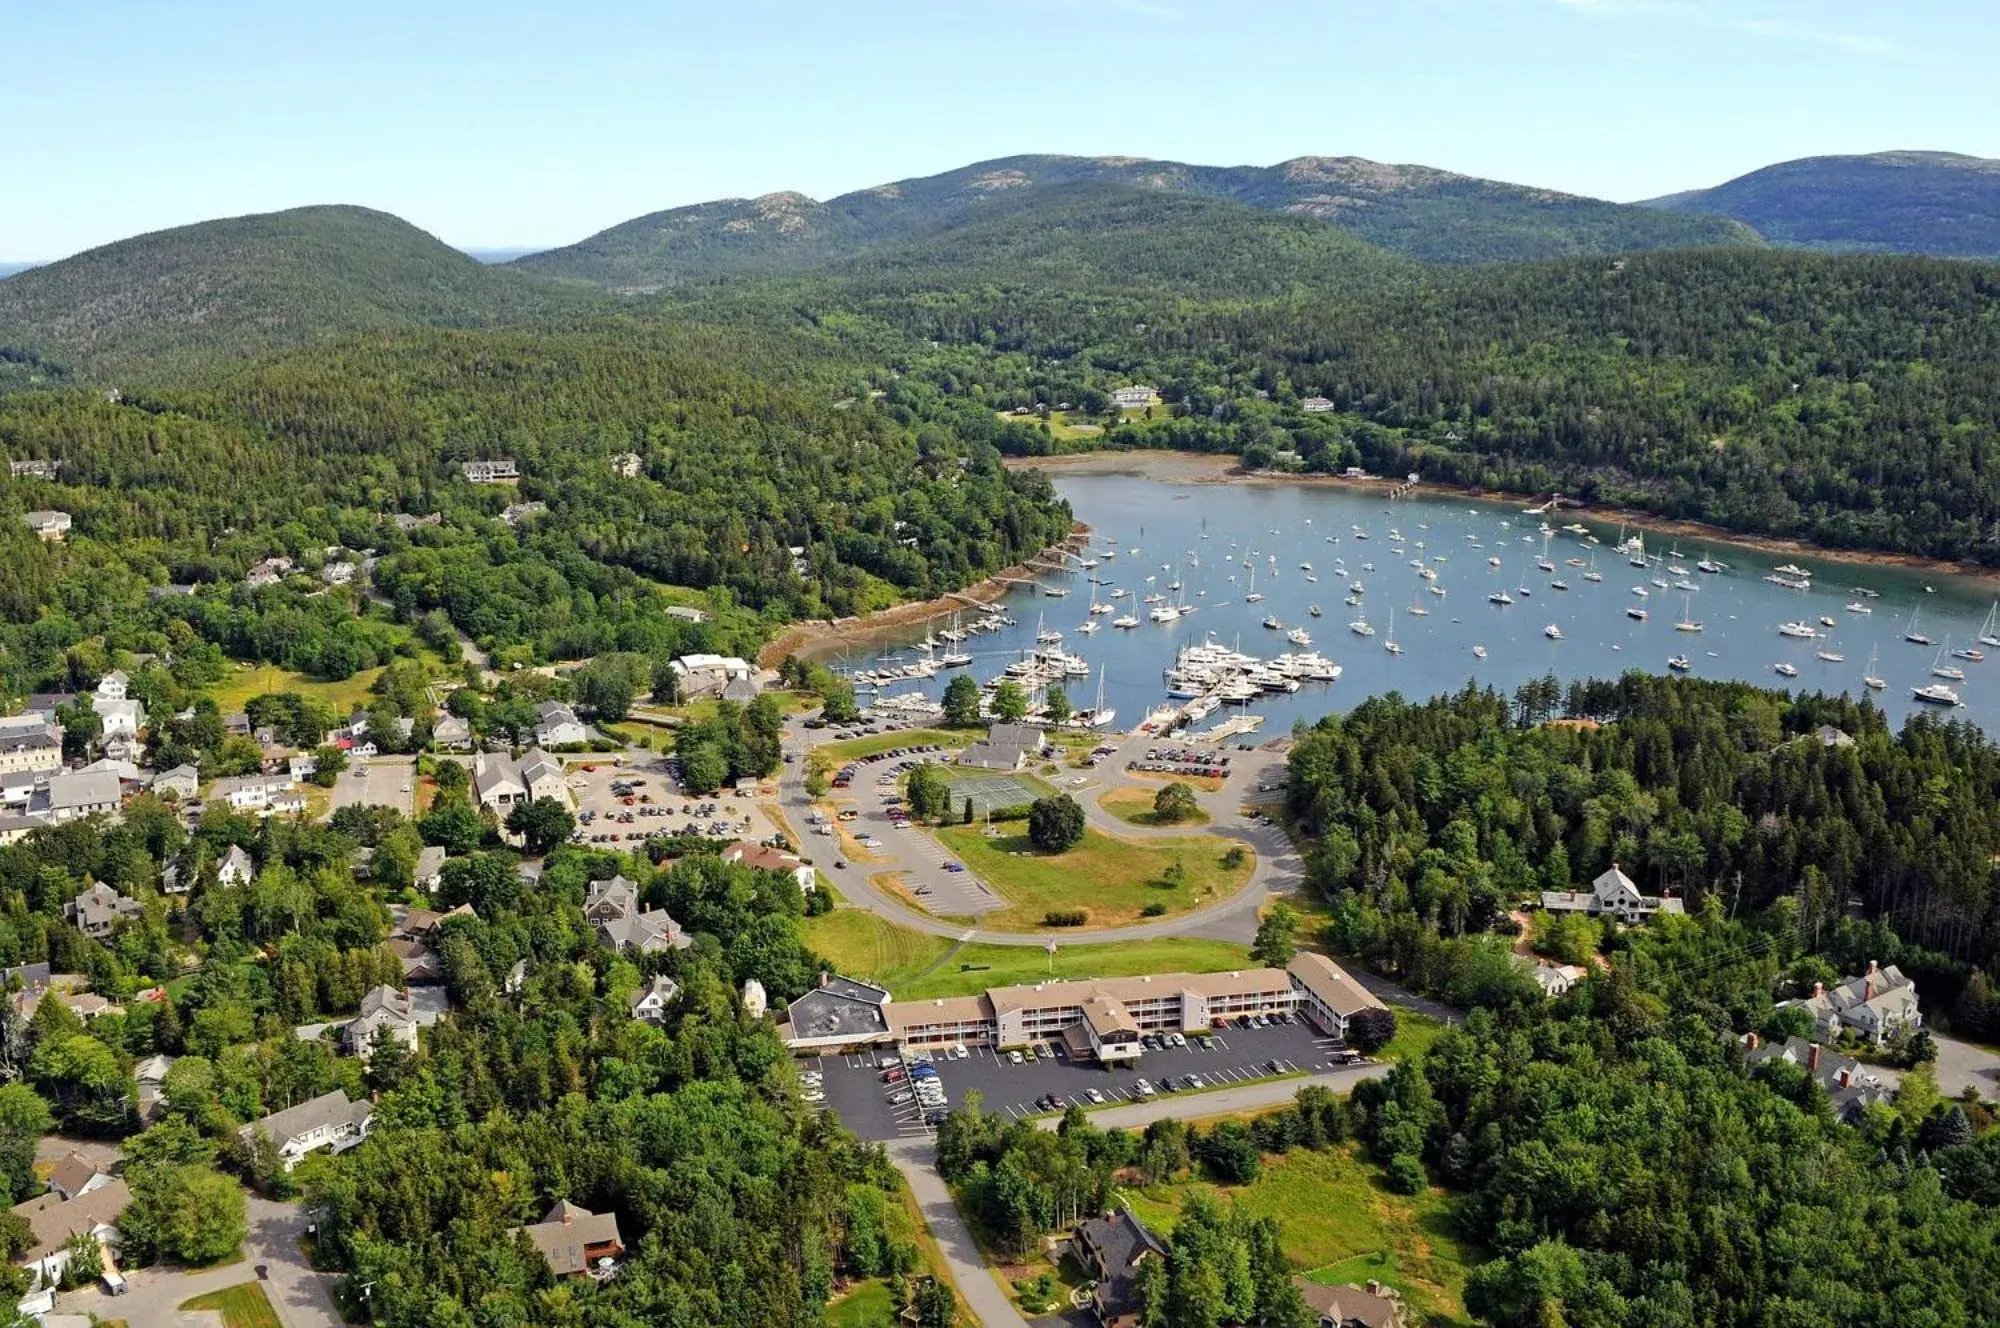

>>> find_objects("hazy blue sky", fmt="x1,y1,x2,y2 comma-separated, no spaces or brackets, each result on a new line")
4,0,1992,259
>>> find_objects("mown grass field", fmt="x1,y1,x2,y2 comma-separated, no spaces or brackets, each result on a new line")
822,728,966,761
1122,1143,1476,1324
208,662,386,715
180,1281,283,1328
801,906,1257,999
1099,784,1211,828
827,1280,896,1328
933,820,1252,929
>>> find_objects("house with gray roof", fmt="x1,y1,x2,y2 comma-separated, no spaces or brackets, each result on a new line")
535,701,588,747
1071,1206,1167,1328
38,769,124,824
630,975,680,1025
415,844,448,892
218,844,255,886
23,510,70,541
958,722,1046,772
1742,1032,1893,1123
511,1199,624,1278
1540,863,1684,924
151,763,199,800
344,985,419,1061
13,1178,129,1287
1296,1277,1407,1328
583,875,688,954
475,747,571,812
240,1089,374,1171
1780,960,1922,1047
63,882,142,939
778,974,893,1050
0,715,62,776
432,713,474,749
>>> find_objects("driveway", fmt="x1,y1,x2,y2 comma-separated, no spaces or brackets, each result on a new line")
888,1139,1032,1328
1041,1060,1390,1131
1931,1031,2000,1102
57,1195,341,1327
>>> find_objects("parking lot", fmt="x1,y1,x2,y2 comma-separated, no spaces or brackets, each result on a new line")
331,754,415,815
825,744,1005,916
568,755,768,849
811,1017,1351,1141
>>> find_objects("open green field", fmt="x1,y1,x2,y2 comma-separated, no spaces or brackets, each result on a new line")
1099,784,1211,828
209,662,387,715
180,1281,283,1328
822,728,966,761
802,906,1257,999
1121,1143,1475,1324
1382,1009,1448,1063
994,409,1103,441
828,1280,896,1328
934,821,1253,929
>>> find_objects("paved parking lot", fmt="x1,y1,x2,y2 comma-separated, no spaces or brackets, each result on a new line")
330,754,415,815
810,1018,1350,1141
568,753,769,849
829,750,1004,916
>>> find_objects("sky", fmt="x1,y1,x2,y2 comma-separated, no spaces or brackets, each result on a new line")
4,0,1994,260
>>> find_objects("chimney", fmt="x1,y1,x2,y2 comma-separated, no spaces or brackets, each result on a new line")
1836,1066,1853,1089
1813,981,1825,999
563,1207,574,1227
1743,1031,1760,1051
1864,959,1879,1001
1367,1280,1383,1297
1807,1043,1821,1072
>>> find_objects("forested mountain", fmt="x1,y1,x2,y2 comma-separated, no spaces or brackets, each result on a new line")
1646,151,2000,258
0,205,590,379
511,152,1757,289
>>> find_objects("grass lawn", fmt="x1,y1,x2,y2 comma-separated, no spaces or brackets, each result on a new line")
209,663,385,715
1127,767,1228,792
933,821,1253,930
180,1281,283,1328
801,907,1258,999
1382,1009,1448,1063
1122,1143,1476,1324
828,1280,897,1328
823,728,967,761
1099,785,1211,829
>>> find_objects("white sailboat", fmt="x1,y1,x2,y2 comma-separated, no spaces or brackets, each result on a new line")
1076,665,1116,729
1384,607,1402,654
1863,646,1886,691
1980,601,2000,649
1244,565,1264,604
1674,592,1703,633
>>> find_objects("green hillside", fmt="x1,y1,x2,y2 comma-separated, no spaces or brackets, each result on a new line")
512,152,1758,289
1644,150,2000,257
0,204,590,378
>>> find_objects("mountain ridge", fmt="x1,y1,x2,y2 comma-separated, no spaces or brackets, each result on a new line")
1643,150,2000,257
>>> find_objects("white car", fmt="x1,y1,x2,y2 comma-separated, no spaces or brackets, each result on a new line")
1085,1089,1107,1105
1008,1050,1024,1065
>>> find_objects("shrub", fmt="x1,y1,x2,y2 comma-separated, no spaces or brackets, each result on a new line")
1043,909,1087,927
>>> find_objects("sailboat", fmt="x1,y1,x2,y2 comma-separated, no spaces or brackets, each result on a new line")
1904,608,1932,646
1244,566,1264,604
1384,607,1402,654
1076,665,1116,729
1932,642,1967,682
1583,553,1603,584
1674,592,1703,633
1980,601,2000,649
1816,634,1845,663
1407,589,1429,618
1863,646,1886,691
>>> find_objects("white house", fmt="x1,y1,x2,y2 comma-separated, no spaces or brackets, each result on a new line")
432,713,474,750
23,510,70,541
209,773,295,813
1540,864,1685,924
630,974,681,1025
669,654,755,702
344,985,419,1061
241,1089,374,1171
611,452,642,478
96,671,129,701
535,701,589,747
1300,396,1337,413
151,763,199,801
218,844,256,886
461,458,520,483
90,694,144,741
1781,961,1923,1047
1111,385,1160,410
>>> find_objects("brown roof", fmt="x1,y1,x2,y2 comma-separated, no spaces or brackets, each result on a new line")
1287,953,1383,1018
14,1177,131,1260
514,1200,624,1276
1295,1277,1401,1327
1081,993,1138,1039
45,1152,105,1198
885,995,993,1034
722,840,799,873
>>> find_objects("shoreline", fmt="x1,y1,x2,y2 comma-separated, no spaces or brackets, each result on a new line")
1012,450,2000,590
758,524,1093,666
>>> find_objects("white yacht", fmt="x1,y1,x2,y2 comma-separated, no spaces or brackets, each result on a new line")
1778,621,1818,639
1913,682,1963,706
1544,624,1563,640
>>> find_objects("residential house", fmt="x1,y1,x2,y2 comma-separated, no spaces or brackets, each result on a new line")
535,701,589,747
12,1178,130,1288
245,556,294,588
151,764,199,801
1071,1207,1167,1328
23,510,70,541
1110,385,1160,411
287,752,318,783
461,458,520,483
1540,864,1685,923
209,772,295,814
475,747,571,812
391,511,443,532
742,978,767,1019
415,844,447,892
512,1199,624,1279
662,604,707,624
62,883,142,939
720,839,815,893
387,938,443,984
59,993,122,1021
432,713,473,749
959,721,1046,772
1300,396,1338,414
668,654,755,701
345,986,419,1061
9,459,60,480
320,560,356,586
611,452,642,478
21,693,77,724
1780,960,1922,1047
134,1053,175,1121
96,671,129,702
44,1153,115,1202
90,693,144,742
241,1089,375,1171
1295,1277,1407,1328
629,975,680,1025
583,875,689,955
218,844,255,886
0,715,62,775
1529,961,1587,998
1741,1033,1893,1123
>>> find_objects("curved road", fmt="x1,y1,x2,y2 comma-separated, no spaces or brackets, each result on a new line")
781,720,1300,947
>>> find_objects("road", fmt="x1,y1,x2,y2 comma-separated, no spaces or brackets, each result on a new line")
1031,1060,1390,1132
57,1194,341,1327
781,718,1300,946
888,1139,1034,1328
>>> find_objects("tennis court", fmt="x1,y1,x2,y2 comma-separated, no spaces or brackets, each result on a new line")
943,773,1043,819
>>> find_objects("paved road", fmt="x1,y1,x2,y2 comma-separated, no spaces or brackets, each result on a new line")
888,1139,1034,1328
58,1195,341,1328
782,719,1300,946
1032,1061,1390,1132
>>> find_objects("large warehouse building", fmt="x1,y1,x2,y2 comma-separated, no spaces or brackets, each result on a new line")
777,953,1384,1059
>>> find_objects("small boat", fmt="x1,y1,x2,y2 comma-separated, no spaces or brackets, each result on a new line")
1550,579,1569,591
1819,615,1837,628
1488,590,1514,606
1778,621,1818,639
1627,605,1649,621
1952,646,1985,662
1544,624,1563,640
1262,614,1283,630
1429,584,1447,597
1932,645,1965,681
1112,614,1139,629
1846,602,1872,615
1817,647,1844,663
1077,620,1100,635
1774,662,1799,678
1487,555,1502,568
1348,617,1376,637
1288,627,1312,647
1674,592,1702,633
1913,682,1963,706
1308,604,1323,618
1472,645,1488,659
1632,586,1650,598
1697,558,1724,574
1667,654,1692,672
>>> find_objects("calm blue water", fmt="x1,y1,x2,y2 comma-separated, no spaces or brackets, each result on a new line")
829,474,2000,735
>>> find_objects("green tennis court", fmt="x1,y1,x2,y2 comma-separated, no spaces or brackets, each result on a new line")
943,773,1043,818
